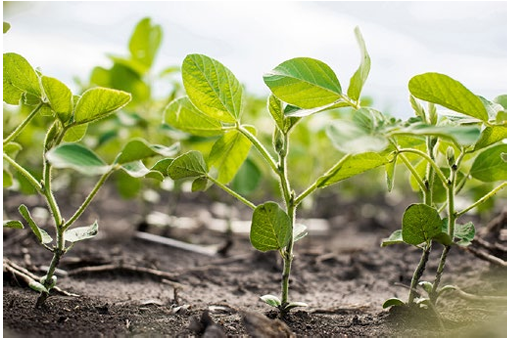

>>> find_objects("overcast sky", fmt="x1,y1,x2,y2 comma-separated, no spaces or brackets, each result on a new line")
4,1,507,117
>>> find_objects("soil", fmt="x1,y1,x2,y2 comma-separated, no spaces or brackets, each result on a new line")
3,187,507,337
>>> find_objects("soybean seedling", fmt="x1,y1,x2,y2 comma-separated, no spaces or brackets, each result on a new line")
3,50,178,307
381,72,507,323
164,28,392,316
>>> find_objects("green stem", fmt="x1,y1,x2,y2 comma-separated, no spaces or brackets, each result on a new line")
62,170,114,231
424,137,436,206
398,154,427,193
456,182,507,217
280,203,296,312
207,175,256,210
430,245,451,305
295,153,351,205
398,148,448,186
36,228,65,308
3,153,42,193
42,160,63,228
3,102,44,145
237,125,278,174
408,243,431,304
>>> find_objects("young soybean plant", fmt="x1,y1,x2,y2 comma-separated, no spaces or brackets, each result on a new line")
381,73,507,321
3,52,178,307
164,28,391,316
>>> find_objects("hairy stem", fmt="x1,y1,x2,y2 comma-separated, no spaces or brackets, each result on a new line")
3,153,42,193
457,182,507,217
408,243,431,304
207,176,256,210
63,170,114,231
430,245,451,305
237,125,278,174
3,102,44,145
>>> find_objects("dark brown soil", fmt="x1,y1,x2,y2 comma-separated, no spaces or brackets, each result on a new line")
3,188,507,337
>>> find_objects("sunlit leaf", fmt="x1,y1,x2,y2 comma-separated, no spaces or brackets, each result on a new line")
41,76,73,123
260,294,281,308
382,298,405,309
74,87,131,124
264,57,342,109
128,17,162,73
381,229,404,247
3,53,41,103
347,26,371,101
182,54,243,123
164,96,223,136
208,127,253,184
167,150,208,180
3,220,24,229
409,73,488,121
474,126,507,151
115,138,179,165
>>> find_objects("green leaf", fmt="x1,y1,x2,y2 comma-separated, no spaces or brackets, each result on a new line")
167,150,208,180
115,138,179,165
208,127,253,184
474,126,507,151
149,158,174,176
231,157,262,195
3,220,24,229
164,96,223,136
41,76,73,123
267,94,286,132
29,280,49,294
408,73,488,122
260,294,281,308
397,123,481,147
120,161,152,178
317,152,389,188
128,17,162,73
182,54,243,123
402,203,442,246
454,222,475,246
385,155,397,192
46,143,110,175
191,176,211,192
64,221,99,243
264,57,342,109
3,22,11,33
382,298,405,309
250,202,292,252
3,170,13,188
18,204,53,244
347,26,371,101
63,124,88,143
419,281,434,295
327,120,388,154
470,144,507,182
4,142,22,157
114,170,142,199
381,229,404,247
3,53,42,103
74,87,131,125
493,94,507,109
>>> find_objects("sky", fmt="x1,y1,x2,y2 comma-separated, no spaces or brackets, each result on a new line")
3,1,507,117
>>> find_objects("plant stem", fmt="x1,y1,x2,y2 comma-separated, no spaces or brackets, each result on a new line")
397,148,448,186
398,154,427,192
423,137,436,206
456,182,507,217
62,170,114,231
3,153,43,193
3,102,44,145
430,245,450,305
42,160,63,228
408,243,431,304
278,131,295,315
207,176,256,210
295,153,351,205
36,229,65,308
237,125,278,174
